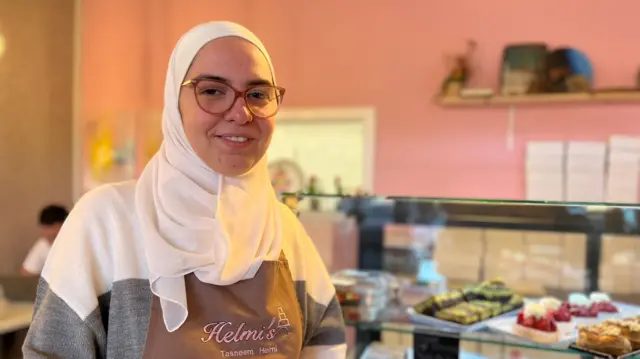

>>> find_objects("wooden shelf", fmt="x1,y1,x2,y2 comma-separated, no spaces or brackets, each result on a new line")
437,91,640,107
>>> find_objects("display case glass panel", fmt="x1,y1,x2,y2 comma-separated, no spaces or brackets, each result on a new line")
286,194,640,358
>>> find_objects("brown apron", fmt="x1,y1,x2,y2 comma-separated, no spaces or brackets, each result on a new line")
142,253,303,358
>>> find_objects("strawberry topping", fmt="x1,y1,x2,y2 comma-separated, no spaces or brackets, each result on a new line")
516,310,558,332
590,301,618,313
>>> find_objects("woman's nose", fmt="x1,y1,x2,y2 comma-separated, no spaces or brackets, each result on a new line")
225,97,253,124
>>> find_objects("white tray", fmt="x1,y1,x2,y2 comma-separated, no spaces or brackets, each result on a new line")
407,307,521,333
483,301,640,348
609,301,640,317
485,316,579,348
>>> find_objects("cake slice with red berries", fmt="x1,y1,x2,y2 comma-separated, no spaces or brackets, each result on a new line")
513,303,560,343
540,297,572,322
567,293,598,317
589,292,618,314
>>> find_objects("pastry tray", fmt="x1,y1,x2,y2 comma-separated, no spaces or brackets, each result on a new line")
483,316,583,348
482,301,640,349
407,307,521,333
569,343,640,359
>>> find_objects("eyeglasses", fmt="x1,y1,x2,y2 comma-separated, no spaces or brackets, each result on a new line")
181,77,286,118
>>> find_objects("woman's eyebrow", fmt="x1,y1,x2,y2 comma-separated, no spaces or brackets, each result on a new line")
194,74,273,87
194,74,228,83
246,79,273,87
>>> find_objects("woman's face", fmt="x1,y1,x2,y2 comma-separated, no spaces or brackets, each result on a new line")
179,37,276,177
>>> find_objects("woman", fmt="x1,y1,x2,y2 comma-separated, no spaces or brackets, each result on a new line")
23,21,346,358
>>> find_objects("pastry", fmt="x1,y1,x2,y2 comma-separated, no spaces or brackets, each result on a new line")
468,300,504,317
589,292,619,313
463,278,513,303
501,294,524,313
577,323,632,356
513,303,559,343
567,293,598,317
604,319,640,350
335,289,362,322
541,297,571,322
623,316,640,324
415,290,465,316
434,302,494,325
540,297,561,310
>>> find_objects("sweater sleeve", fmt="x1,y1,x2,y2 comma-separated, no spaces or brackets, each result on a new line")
23,186,117,359
288,213,347,358
299,294,347,358
22,279,107,359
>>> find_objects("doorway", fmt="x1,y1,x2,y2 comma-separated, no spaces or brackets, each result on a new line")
268,107,376,206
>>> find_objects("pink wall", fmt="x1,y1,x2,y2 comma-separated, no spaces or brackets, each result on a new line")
80,0,640,199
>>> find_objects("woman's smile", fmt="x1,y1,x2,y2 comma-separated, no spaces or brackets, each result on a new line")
215,135,255,149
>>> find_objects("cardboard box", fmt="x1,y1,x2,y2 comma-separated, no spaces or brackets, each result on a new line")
562,233,586,268
599,275,633,294
598,235,638,294
561,274,587,291
632,263,640,294
599,267,633,294
438,263,481,283
483,229,527,285
435,227,483,252
434,253,482,269
524,262,562,288
601,235,638,266
433,227,483,268
484,229,526,255
524,231,563,257
560,233,587,291
383,224,438,249
483,229,526,285
523,231,563,288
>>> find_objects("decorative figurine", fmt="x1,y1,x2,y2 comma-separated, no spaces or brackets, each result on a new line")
529,48,594,93
441,40,477,97
282,193,303,217
307,175,320,211
334,176,343,196
271,167,291,193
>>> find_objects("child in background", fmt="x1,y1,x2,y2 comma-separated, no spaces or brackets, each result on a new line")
20,205,69,276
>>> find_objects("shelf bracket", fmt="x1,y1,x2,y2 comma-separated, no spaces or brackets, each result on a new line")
506,105,516,151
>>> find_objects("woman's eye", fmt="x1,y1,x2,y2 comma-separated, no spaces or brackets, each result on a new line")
201,88,224,96
248,90,269,100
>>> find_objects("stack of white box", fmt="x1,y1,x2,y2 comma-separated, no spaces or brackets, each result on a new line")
565,142,607,202
605,136,640,203
525,141,565,201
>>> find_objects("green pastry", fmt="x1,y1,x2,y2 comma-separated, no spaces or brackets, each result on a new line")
463,279,514,303
415,290,465,316
434,302,493,325
499,294,524,313
468,300,503,317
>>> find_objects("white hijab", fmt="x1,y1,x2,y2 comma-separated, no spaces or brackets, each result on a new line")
135,21,282,332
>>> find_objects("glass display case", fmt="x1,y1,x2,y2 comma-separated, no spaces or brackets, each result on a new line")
283,194,640,359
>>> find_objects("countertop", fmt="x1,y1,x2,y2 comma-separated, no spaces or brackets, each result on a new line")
0,302,33,335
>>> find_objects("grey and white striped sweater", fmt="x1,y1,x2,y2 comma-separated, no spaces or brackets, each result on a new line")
22,181,346,358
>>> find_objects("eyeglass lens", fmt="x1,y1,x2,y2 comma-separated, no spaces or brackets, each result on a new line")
194,80,282,117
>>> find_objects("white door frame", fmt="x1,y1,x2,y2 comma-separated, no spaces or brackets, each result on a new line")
276,107,377,193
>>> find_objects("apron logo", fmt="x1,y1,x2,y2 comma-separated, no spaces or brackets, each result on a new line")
201,307,292,345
